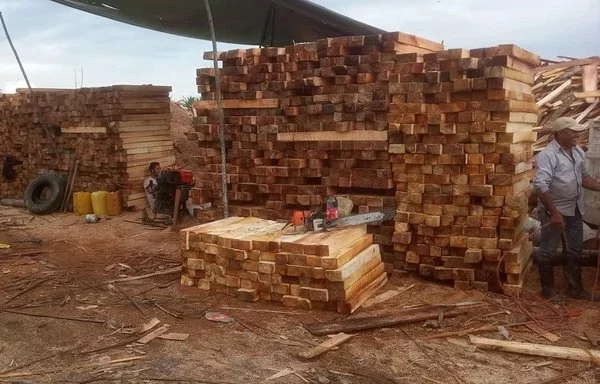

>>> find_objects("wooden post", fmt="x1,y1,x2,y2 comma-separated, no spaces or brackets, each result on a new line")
172,188,182,226
203,0,229,218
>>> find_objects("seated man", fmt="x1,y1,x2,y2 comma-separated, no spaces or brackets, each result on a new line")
143,161,161,213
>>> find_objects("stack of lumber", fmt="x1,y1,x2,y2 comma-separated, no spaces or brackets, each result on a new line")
189,32,539,295
533,56,600,150
190,32,444,269
180,216,387,313
0,85,174,208
389,45,539,295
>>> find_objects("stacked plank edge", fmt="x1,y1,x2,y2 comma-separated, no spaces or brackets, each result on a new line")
181,217,387,314
0,85,174,209
188,31,540,297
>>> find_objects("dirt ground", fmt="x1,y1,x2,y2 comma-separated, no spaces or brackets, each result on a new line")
1,205,599,384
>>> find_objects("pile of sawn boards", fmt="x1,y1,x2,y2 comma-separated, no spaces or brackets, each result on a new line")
181,217,386,314
0,85,174,209
187,31,539,296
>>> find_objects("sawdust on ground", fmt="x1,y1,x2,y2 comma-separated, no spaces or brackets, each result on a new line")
1,205,599,383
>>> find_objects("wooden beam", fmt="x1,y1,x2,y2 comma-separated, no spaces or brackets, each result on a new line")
277,130,388,142
574,91,600,99
536,79,571,106
298,333,355,359
534,57,600,73
61,126,107,134
304,307,474,336
575,99,599,123
193,99,279,110
469,335,600,362
582,64,599,103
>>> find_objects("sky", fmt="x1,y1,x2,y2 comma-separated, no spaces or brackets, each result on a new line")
0,0,599,100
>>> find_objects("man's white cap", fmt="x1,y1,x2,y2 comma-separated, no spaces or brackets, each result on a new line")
551,117,587,133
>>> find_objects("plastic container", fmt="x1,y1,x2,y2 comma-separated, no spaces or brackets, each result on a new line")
91,191,108,216
73,192,93,215
106,191,122,216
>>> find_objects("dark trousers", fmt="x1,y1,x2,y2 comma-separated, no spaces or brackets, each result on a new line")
538,207,584,292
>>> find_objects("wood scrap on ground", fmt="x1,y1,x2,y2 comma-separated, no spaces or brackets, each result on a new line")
469,335,600,363
525,323,560,342
1,309,106,324
104,266,182,283
534,366,594,384
298,333,355,359
304,305,478,336
137,324,170,344
362,284,414,309
138,317,161,333
158,332,190,341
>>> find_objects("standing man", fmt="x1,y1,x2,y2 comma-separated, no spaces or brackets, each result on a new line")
533,117,600,302
144,162,161,210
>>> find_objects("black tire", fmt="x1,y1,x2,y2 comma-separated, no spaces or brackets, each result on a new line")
24,172,66,215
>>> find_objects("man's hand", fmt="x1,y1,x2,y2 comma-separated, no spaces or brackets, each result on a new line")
550,213,565,229
583,175,600,192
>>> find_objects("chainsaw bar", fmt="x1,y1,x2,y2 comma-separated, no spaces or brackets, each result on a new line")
327,209,395,228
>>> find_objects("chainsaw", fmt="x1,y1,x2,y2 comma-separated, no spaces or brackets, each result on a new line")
284,196,395,232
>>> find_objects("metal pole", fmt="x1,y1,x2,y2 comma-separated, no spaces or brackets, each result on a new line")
1,11,57,156
0,12,33,91
203,0,229,218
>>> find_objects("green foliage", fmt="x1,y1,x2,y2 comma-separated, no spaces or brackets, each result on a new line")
179,96,199,112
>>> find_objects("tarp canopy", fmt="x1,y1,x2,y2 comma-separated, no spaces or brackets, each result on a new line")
50,0,385,46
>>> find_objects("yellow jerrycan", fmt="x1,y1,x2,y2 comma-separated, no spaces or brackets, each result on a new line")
91,191,108,216
106,191,122,216
72,192,93,215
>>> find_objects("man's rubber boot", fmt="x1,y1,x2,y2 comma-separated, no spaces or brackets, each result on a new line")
538,263,564,304
565,258,597,301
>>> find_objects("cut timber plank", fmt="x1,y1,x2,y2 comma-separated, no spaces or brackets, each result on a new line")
304,307,473,336
121,113,171,121
138,317,161,333
536,79,571,106
193,99,278,110
362,290,400,309
574,91,600,99
384,31,444,52
61,126,107,134
118,125,171,133
104,266,182,283
582,64,599,103
320,234,374,270
116,119,170,128
330,263,386,301
277,131,388,142
337,272,388,314
314,226,369,256
138,324,170,344
469,335,600,362
158,332,190,341
126,145,174,155
325,244,381,281
298,333,355,359
362,285,414,308
113,85,172,92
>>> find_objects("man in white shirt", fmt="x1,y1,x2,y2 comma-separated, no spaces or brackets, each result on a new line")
143,162,161,210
